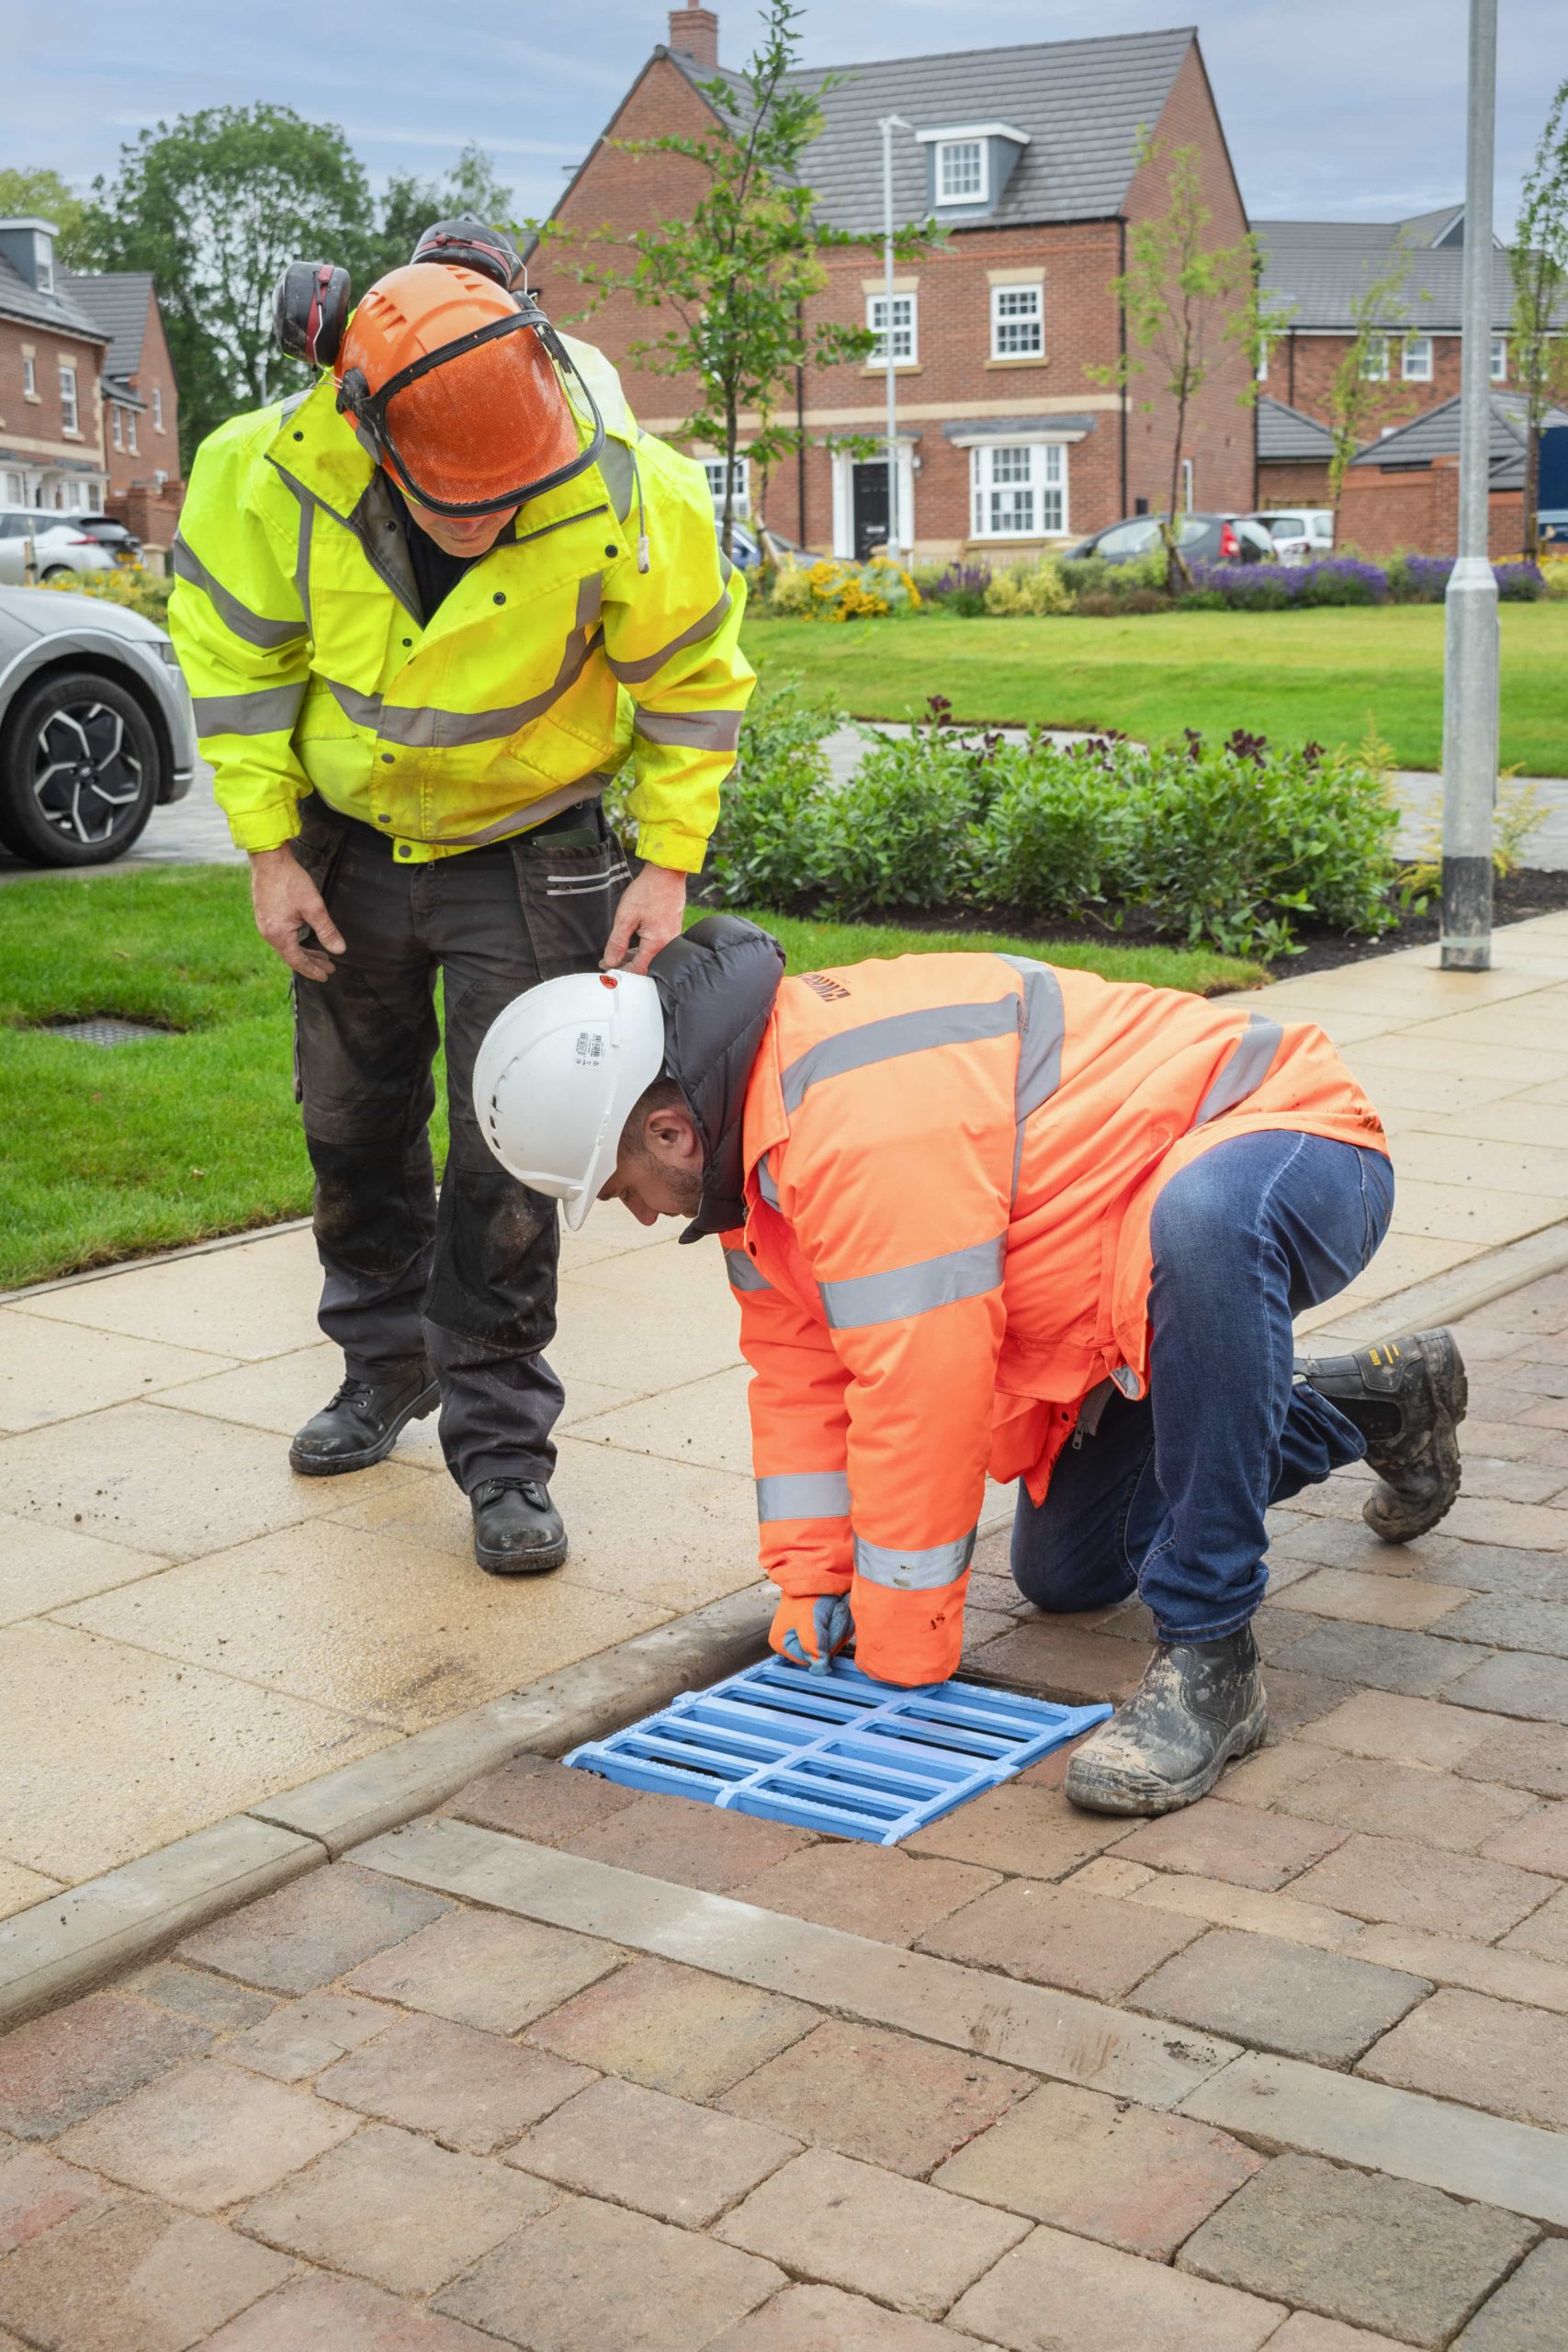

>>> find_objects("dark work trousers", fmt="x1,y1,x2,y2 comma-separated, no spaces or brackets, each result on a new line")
289,794,629,1493
1011,1130,1396,1644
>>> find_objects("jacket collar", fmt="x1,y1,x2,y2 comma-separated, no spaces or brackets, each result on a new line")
649,916,786,1243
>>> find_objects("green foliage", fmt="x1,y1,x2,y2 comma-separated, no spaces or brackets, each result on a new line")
1325,241,1422,501
705,696,1402,957
1401,773,1547,896
1513,79,1568,552
0,167,96,265
698,675,840,907
769,556,922,620
41,566,173,624
1088,134,1273,574
539,0,935,554
983,557,1075,616
367,144,518,285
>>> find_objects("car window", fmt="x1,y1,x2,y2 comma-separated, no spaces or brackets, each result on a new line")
1269,515,1304,538
1097,520,1158,556
1175,516,1212,546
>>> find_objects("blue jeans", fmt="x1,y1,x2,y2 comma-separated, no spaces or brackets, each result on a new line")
1011,1131,1395,1644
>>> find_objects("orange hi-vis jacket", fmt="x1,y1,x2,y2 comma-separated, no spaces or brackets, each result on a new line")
721,952,1388,1688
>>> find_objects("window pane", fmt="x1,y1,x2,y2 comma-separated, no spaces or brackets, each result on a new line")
939,141,983,202
1490,335,1507,381
1402,337,1432,380
992,285,1043,357
868,294,915,363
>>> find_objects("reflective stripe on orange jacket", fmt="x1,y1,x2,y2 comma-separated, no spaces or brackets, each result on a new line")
722,953,1387,1688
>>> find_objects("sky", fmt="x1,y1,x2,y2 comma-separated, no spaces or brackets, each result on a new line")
3,0,1560,233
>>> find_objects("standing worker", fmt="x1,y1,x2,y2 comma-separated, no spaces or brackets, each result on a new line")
471,920,1466,1815
169,219,752,1575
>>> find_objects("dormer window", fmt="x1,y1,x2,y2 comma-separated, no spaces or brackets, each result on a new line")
34,232,53,294
918,123,1030,214
937,140,985,206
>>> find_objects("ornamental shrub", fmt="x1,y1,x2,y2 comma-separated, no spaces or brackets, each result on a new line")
43,565,174,625
970,738,1131,915
919,561,990,615
1387,554,1544,603
699,675,840,907
809,718,989,911
1493,561,1546,600
982,557,1076,616
1540,554,1568,598
770,555,923,621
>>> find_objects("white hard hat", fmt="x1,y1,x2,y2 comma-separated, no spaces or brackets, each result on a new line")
472,968,667,1229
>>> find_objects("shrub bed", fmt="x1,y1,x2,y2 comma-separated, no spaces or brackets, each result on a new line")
799,550,1548,618
702,687,1401,960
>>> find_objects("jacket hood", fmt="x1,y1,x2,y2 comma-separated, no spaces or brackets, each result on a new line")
650,914,785,1242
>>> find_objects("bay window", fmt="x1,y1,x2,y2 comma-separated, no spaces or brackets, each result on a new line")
970,441,1066,539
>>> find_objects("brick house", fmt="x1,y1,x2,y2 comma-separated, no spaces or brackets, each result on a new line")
1338,389,1568,560
1255,395,1336,507
536,9,1256,562
62,269,185,560
1255,207,1517,439
0,217,110,514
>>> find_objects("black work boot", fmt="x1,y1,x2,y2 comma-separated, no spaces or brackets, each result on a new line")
289,1364,438,1476
1298,1328,1467,1542
471,1479,568,1577
1065,1626,1267,1815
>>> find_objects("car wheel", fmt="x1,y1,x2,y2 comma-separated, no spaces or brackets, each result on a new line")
39,565,75,582
0,671,159,866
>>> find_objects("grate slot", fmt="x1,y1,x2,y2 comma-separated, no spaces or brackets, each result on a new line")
566,1656,1111,1847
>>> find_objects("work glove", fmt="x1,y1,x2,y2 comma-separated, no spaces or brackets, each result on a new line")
770,1591,854,1678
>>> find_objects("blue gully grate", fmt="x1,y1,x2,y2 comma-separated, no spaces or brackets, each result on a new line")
563,1657,1112,1847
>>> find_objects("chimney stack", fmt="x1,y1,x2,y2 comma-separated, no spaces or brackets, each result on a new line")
668,7,719,69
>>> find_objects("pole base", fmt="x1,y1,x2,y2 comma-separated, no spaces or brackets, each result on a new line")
1440,852,1494,970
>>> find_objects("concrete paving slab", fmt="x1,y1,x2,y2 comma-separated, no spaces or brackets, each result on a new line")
55,2055,360,2210
17,1226,324,1358
512,2074,799,2224
0,1512,169,1629
0,2196,297,2352
948,2221,1284,2351
321,2013,595,2154
0,1308,235,1434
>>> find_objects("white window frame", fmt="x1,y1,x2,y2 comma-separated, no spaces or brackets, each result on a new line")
867,290,918,367
936,138,987,207
152,384,164,431
126,408,138,454
969,441,1067,541
110,405,122,450
1180,456,1195,514
34,233,53,295
1402,335,1433,381
1490,334,1507,383
989,282,1043,360
1360,335,1390,383
59,362,78,434
1256,338,1270,382
21,355,36,399
702,457,750,520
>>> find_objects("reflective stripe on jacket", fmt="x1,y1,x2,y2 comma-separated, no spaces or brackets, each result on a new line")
167,337,753,868
724,953,1388,1687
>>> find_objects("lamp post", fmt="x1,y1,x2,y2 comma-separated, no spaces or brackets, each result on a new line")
1440,0,1499,971
879,113,911,562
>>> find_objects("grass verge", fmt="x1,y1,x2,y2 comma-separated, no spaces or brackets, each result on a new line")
0,866,1263,1289
745,603,1568,774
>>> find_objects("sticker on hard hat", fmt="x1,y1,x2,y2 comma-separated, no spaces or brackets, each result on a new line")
574,1030,606,1067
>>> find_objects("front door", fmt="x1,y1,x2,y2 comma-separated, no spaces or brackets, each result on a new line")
852,462,890,560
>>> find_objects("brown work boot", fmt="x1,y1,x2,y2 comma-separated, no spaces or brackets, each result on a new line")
1298,1328,1467,1542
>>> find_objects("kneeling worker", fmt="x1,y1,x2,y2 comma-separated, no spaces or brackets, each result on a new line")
170,218,752,1574
473,918,1465,1815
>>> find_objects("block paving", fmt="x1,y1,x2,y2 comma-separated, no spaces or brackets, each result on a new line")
3,1259,1568,2347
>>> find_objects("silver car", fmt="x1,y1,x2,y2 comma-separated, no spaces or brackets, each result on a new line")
0,510,118,584
0,583,197,865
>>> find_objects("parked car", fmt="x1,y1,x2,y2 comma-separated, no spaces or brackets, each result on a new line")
0,510,118,585
1065,513,1276,565
716,520,807,571
73,514,144,567
1244,508,1335,566
0,583,196,865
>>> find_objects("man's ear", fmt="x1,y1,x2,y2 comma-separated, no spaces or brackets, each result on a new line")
645,1101,702,1166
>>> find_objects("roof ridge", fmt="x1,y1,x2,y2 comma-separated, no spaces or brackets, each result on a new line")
777,22,1196,76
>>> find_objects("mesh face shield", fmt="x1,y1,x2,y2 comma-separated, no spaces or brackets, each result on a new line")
345,305,604,518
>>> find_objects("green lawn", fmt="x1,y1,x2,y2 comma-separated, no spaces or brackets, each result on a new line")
745,603,1568,774
0,867,1262,1290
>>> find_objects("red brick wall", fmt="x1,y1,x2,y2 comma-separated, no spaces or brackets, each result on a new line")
1337,458,1525,559
1257,458,1333,505
1123,40,1255,518
104,290,180,501
107,480,185,560
0,317,107,497
1272,331,1463,435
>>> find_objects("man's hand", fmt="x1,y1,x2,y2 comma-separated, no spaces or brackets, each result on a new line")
602,861,687,977
249,845,345,981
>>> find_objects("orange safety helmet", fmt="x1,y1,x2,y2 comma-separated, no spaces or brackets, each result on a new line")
272,218,604,517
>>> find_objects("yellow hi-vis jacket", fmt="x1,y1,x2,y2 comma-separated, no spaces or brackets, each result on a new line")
167,338,753,868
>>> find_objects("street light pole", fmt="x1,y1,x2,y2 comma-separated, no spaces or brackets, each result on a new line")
1441,0,1499,971
879,114,910,563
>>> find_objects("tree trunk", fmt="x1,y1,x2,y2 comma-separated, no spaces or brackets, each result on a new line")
1524,418,1541,561
1165,383,1192,590
720,409,739,562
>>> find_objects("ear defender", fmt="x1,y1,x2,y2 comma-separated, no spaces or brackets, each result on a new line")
272,260,353,368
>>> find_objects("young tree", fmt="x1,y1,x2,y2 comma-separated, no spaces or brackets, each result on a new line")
86,106,378,468
1512,77,1568,556
1324,241,1420,503
542,0,931,557
0,168,96,266
1089,135,1274,583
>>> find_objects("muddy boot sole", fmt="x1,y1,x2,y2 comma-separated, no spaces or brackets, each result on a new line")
288,1380,440,1476
1363,1329,1468,1544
